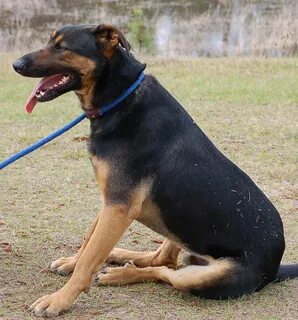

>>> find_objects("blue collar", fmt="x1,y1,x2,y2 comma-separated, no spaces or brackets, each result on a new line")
85,72,145,119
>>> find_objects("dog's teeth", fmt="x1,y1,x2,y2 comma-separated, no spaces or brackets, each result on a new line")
61,76,70,83
36,90,46,98
52,76,70,88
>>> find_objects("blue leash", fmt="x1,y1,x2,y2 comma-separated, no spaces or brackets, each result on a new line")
0,114,86,170
0,72,145,170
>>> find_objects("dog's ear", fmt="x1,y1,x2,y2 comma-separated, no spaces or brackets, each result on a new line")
93,24,131,58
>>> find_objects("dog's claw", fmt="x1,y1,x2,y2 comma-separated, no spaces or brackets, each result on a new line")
100,268,107,274
123,260,135,268
57,268,70,276
30,291,72,318
49,256,76,276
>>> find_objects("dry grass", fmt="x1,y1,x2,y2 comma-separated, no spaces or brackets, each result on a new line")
0,55,297,319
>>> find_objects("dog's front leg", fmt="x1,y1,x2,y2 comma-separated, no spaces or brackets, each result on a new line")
30,204,133,317
49,215,99,275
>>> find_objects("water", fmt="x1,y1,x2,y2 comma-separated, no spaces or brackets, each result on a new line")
0,0,297,56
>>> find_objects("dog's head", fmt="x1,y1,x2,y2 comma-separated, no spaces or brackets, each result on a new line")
13,24,131,113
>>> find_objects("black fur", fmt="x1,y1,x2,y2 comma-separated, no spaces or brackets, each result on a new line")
88,48,297,298
275,264,298,282
13,24,298,300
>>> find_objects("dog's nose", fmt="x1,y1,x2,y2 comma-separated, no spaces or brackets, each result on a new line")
13,58,27,73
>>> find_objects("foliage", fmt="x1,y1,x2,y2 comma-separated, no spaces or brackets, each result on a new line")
126,8,155,54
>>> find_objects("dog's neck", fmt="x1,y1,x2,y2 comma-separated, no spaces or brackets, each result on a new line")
79,48,145,112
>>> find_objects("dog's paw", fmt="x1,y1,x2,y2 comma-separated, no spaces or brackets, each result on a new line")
96,261,136,285
49,256,77,276
29,290,72,317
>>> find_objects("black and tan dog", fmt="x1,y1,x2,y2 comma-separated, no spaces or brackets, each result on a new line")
13,24,297,317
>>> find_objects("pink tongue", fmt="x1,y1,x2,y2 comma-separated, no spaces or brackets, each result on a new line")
25,74,66,113
26,97,37,113
26,80,41,113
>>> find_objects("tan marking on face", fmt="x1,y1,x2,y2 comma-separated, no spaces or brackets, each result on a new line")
95,24,131,58
57,51,96,109
50,30,58,39
96,31,119,59
55,34,64,44
102,35,119,58
60,51,96,76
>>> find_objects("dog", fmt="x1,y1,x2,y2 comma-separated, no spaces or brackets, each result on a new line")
13,24,298,317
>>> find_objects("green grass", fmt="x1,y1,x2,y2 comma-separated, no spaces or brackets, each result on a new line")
0,55,297,320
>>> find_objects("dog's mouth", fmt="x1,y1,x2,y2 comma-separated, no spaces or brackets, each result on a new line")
26,73,78,113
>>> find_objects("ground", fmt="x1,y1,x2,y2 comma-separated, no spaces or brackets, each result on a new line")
0,56,297,320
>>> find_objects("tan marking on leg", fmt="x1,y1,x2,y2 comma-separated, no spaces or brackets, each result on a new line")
91,157,110,203
49,215,99,275
157,259,233,290
67,205,133,292
31,205,133,317
98,257,234,291
50,160,153,277
128,180,152,219
91,157,152,217
137,200,184,246
107,238,181,268
32,151,157,316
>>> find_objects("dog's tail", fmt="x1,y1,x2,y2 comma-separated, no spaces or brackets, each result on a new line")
274,264,298,282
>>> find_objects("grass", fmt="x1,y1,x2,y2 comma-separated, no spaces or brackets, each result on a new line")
0,54,297,320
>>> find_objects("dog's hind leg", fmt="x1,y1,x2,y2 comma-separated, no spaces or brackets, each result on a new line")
97,256,260,299
97,256,233,288
107,238,181,268
51,233,180,276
